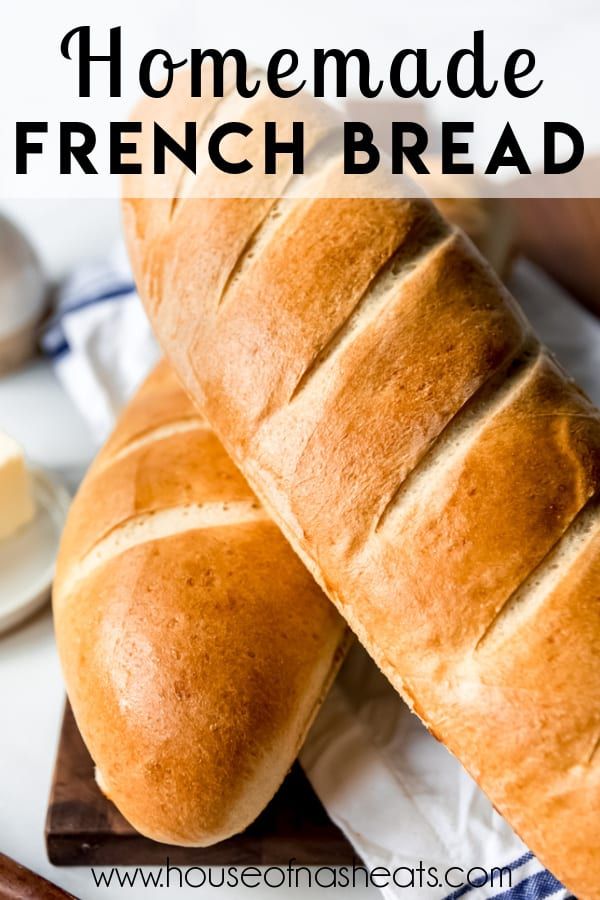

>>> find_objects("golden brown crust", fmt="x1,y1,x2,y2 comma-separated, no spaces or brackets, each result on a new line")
453,505,600,898
53,363,347,846
433,194,516,277
347,352,600,673
102,360,203,455
249,231,527,549
124,78,600,896
59,429,253,568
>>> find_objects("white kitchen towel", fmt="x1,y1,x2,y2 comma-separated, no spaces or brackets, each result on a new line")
39,243,159,445
41,252,598,900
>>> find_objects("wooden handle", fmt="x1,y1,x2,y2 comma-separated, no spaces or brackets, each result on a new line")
0,853,75,899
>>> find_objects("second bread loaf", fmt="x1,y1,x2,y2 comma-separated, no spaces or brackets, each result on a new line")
53,361,348,846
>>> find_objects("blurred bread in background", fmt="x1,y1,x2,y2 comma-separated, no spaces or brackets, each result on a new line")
511,158,600,317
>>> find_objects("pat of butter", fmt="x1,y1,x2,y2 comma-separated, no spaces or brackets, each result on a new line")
0,432,35,540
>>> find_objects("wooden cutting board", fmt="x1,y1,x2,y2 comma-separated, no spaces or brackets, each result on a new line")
46,703,356,867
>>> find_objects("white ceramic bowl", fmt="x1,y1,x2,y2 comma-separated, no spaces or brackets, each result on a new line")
0,214,47,373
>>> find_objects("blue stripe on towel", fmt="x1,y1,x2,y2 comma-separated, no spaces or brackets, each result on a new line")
490,869,565,900
44,337,70,360
51,282,136,323
442,852,567,900
40,281,136,361
443,853,534,900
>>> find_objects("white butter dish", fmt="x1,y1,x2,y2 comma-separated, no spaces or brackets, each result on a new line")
0,467,70,634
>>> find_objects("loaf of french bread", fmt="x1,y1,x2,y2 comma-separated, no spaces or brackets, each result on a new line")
123,76,600,896
53,361,347,845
